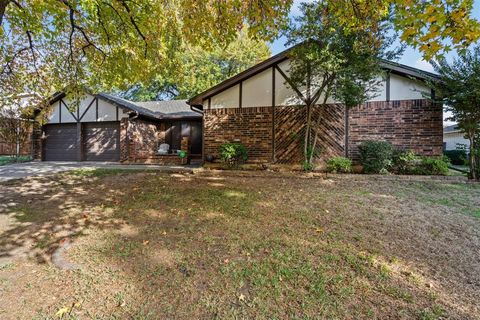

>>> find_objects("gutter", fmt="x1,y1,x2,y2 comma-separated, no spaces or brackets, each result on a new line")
190,104,204,115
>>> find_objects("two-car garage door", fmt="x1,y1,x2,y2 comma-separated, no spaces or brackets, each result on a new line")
43,122,120,161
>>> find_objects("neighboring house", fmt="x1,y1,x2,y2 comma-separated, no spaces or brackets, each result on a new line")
35,92,202,164
34,47,443,165
443,124,470,151
0,93,37,156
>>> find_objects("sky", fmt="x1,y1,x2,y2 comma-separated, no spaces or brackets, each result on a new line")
269,0,480,73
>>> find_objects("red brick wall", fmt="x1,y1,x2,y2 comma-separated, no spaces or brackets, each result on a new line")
123,119,161,162
203,99,442,165
348,100,443,160
204,107,273,163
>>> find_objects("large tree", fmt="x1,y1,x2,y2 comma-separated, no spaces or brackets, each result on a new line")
432,45,480,180
122,29,271,101
284,1,401,169
0,0,292,110
324,0,480,60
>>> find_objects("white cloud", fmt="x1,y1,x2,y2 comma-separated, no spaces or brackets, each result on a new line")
414,58,435,73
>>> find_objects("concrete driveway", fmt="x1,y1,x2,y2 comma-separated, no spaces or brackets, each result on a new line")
0,161,198,182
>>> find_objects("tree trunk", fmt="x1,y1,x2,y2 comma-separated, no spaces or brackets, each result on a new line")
304,101,313,167
469,134,477,180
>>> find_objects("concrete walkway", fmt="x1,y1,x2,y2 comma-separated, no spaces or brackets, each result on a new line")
0,161,199,182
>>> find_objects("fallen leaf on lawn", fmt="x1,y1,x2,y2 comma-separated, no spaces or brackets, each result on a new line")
325,209,329,213
223,259,229,264
238,294,246,302
55,306,69,317
143,240,149,246
315,228,323,233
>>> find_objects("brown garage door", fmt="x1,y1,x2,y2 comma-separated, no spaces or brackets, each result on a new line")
43,124,78,161
83,122,120,161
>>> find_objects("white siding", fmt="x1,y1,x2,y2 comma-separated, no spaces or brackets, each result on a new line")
48,101,60,123
78,96,97,122
368,76,387,102
200,57,431,109
242,68,273,108
97,99,118,121
60,100,77,123
443,132,470,151
390,74,430,100
46,93,127,124
275,68,303,106
211,84,239,108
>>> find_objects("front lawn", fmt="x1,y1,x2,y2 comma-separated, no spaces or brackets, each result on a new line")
0,170,479,319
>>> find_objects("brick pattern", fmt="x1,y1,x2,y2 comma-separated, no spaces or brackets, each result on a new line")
274,106,305,164
274,105,345,164
125,119,161,162
310,104,346,161
348,100,443,160
119,118,129,161
204,107,273,163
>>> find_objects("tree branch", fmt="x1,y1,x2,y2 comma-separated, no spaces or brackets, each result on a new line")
62,0,107,62
0,0,9,27
119,0,148,57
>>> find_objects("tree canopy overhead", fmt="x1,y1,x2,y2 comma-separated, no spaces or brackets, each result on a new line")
324,0,480,60
122,28,271,101
0,0,292,108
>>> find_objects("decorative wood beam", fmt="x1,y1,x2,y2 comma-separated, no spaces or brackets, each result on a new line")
239,81,243,108
79,97,96,121
275,65,307,104
272,66,276,163
386,72,391,102
61,100,79,122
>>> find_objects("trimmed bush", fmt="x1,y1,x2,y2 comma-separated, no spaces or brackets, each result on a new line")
414,157,450,175
392,150,417,174
359,140,393,174
219,143,248,167
443,149,467,165
326,156,352,173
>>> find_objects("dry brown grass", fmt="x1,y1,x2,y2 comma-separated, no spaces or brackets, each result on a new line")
0,169,479,319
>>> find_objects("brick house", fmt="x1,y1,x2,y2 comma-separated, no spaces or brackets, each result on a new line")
36,48,442,166
187,49,443,165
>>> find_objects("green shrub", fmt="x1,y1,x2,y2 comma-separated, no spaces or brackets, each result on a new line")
359,140,393,174
326,156,352,173
392,150,417,174
443,149,467,165
414,157,450,175
219,143,248,167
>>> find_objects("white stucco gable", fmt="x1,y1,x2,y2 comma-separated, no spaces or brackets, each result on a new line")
46,93,129,124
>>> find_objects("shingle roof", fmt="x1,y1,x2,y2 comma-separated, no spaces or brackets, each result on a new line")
97,94,201,120
97,93,160,120
136,100,201,119
443,124,461,133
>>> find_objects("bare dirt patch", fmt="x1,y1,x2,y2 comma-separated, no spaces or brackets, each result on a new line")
0,169,479,319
